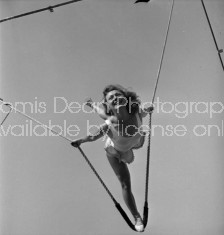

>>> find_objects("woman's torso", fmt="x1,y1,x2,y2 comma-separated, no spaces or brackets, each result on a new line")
107,112,144,152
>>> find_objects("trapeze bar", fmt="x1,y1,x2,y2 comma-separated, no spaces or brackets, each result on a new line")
0,0,82,23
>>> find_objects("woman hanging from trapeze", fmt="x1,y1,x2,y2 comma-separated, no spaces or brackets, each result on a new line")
71,84,153,232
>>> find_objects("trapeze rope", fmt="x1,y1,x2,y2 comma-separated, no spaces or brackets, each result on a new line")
0,99,72,142
0,99,114,199
0,100,12,126
151,0,175,105
0,98,136,231
200,0,224,71
142,0,175,228
0,0,82,23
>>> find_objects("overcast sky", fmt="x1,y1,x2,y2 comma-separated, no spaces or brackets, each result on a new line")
1,0,224,235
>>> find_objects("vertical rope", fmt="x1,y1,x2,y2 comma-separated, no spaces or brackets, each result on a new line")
143,0,175,226
142,112,152,227
151,0,175,104
144,112,152,203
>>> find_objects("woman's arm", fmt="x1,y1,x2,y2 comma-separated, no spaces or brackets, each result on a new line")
85,98,109,120
71,122,110,147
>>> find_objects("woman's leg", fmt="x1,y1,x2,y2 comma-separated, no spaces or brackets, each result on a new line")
106,154,140,218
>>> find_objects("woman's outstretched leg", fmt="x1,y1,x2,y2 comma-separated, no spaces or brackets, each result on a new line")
106,155,144,232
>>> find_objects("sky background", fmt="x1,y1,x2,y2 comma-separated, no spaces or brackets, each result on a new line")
0,0,224,235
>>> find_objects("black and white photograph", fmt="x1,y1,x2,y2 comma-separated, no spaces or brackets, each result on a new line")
1,0,224,234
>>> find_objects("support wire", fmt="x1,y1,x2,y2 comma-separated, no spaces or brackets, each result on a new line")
0,0,82,23
200,0,224,71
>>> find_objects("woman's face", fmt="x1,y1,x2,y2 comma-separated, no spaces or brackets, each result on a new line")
105,90,127,111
